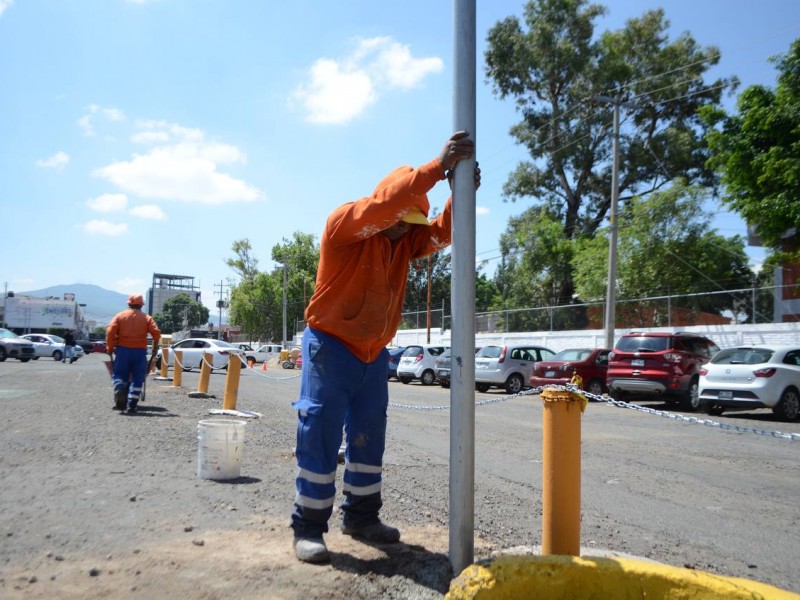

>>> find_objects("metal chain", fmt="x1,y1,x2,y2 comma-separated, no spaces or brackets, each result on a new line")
389,383,800,442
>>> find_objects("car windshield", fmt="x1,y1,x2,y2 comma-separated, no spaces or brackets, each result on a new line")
711,348,773,365
615,336,669,352
0,328,19,339
551,349,591,361
476,346,502,359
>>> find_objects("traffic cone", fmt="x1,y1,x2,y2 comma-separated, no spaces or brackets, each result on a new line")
261,361,267,371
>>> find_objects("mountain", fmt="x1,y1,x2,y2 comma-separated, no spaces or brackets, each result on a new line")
19,284,129,325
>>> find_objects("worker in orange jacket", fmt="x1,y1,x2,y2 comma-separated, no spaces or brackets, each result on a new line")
106,294,161,414
291,132,479,563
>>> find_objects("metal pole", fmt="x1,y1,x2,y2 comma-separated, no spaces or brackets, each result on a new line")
282,264,288,347
604,101,620,350
2,282,7,329
426,256,432,343
450,0,476,575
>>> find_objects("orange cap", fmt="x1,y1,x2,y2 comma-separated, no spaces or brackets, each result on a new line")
128,294,145,307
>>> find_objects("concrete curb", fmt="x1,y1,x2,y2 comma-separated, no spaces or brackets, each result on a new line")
446,553,800,599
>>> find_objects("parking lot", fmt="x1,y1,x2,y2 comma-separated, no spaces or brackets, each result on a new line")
1,354,799,598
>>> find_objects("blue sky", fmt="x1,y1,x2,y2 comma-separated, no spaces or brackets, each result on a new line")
2,0,798,313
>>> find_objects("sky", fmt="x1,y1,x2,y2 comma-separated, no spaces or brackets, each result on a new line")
2,0,799,315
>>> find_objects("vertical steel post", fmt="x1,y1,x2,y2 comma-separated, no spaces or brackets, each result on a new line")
449,0,476,575
282,264,288,347
604,101,620,350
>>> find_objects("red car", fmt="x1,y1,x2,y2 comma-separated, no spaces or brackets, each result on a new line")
92,340,108,353
530,347,611,396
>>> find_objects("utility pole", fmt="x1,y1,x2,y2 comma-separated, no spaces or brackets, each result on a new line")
214,280,229,340
426,256,432,343
281,264,288,347
594,95,635,350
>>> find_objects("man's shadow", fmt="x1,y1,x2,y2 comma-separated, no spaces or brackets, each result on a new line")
330,539,453,594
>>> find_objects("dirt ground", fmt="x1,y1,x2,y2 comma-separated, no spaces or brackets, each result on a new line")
0,357,492,600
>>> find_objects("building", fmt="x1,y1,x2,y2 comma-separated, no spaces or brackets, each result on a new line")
2,293,87,334
147,273,201,317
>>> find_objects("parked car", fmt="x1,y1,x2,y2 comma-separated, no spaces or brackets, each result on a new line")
75,339,94,354
92,340,108,353
21,334,85,361
387,346,407,380
475,344,555,394
435,347,481,388
530,348,611,396
155,338,246,371
606,332,720,410
698,345,800,421
397,344,449,385
0,328,36,362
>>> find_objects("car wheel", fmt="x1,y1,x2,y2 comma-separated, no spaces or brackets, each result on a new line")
420,370,435,386
475,383,490,393
681,378,700,412
32,356,39,361
440,381,450,389
707,403,724,416
155,357,162,369
505,374,524,395
773,388,800,421
586,379,604,397
53,350,63,361
399,376,411,385
19,357,31,362
0,348,6,361
609,388,624,401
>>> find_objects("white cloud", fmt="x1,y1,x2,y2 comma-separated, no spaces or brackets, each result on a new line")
0,0,13,19
78,104,126,137
82,219,128,236
130,204,166,220
292,36,443,124
35,151,70,171
87,193,128,213
114,277,146,295
93,136,263,205
476,206,490,216
131,131,170,144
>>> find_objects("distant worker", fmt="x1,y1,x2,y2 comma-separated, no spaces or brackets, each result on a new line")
106,294,161,414
290,131,478,563
63,330,77,364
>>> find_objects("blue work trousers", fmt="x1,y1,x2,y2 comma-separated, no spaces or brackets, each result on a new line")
112,346,147,410
291,327,389,538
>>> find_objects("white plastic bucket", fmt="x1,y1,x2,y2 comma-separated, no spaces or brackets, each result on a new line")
197,419,247,480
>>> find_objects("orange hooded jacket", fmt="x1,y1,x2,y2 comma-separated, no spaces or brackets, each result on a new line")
305,158,451,363
106,308,161,353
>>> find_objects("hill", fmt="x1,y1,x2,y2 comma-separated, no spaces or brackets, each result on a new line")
19,283,129,325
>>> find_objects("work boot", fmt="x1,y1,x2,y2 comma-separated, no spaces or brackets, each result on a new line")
293,536,330,563
341,521,400,543
114,389,127,411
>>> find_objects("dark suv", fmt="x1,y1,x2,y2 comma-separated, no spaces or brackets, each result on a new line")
607,332,719,410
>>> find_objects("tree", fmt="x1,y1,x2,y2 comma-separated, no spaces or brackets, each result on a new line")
484,0,736,307
153,293,210,334
225,239,260,282
572,182,754,325
702,38,800,250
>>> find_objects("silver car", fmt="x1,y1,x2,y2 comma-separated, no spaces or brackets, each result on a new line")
0,328,36,362
475,344,555,394
22,333,85,361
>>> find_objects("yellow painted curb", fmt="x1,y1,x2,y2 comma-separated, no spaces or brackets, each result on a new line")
446,555,800,599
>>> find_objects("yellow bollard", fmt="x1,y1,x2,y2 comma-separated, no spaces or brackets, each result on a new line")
540,387,585,556
160,347,170,378
172,350,183,388
222,353,241,410
197,353,213,394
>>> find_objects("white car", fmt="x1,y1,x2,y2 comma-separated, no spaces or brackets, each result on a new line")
699,345,800,421
397,344,449,385
235,343,284,364
474,344,555,394
156,338,246,371
21,334,85,361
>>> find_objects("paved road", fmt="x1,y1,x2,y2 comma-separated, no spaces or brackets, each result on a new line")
1,354,798,597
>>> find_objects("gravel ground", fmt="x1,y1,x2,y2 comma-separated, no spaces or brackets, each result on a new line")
2,353,799,599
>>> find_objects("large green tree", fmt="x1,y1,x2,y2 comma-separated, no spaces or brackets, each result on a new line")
485,0,736,310
153,293,210,334
572,182,755,324
702,38,800,250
